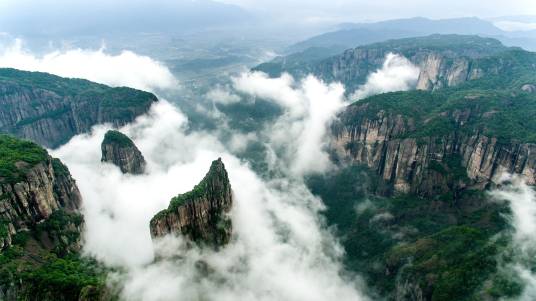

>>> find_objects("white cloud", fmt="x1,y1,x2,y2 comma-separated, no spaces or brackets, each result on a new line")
490,174,536,300
227,132,257,153
51,99,369,300
0,39,178,92
232,72,346,176
350,53,420,101
206,85,242,105
494,21,536,32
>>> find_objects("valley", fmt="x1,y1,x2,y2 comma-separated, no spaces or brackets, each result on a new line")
1,5,536,301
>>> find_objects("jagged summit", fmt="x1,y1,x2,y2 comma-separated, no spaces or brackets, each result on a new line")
150,158,233,247
101,130,146,174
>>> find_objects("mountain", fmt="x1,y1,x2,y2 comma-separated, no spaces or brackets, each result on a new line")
0,135,106,300
101,130,146,175
331,89,536,197
0,68,157,148
301,38,536,300
319,88,536,299
288,17,536,53
150,158,233,248
290,17,502,53
255,35,534,93
339,17,504,36
256,17,536,76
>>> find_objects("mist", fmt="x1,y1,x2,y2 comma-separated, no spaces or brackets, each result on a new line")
491,175,536,300
19,34,376,299
232,72,346,176
6,25,525,299
350,53,420,101
50,96,370,300
0,39,177,92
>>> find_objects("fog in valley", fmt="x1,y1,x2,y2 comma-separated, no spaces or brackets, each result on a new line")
1,0,536,300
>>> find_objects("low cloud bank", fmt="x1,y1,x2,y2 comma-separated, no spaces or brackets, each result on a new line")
491,175,536,300
350,53,420,101
52,99,368,300
232,72,346,176
26,41,432,300
0,39,177,92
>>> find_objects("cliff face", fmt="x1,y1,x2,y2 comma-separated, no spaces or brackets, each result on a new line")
0,68,158,148
0,156,81,250
150,158,233,247
315,45,502,93
101,130,146,174
0,136,109,301
332,101,536,197
257,35,529,94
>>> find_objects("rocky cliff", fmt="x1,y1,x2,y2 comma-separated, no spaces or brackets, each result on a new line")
0,135,109,301
331,91,536,197
0,135,82,249
101,130,146,174
150,158,233,247
0,68,158,148
314,35,517,92
255,35,533,93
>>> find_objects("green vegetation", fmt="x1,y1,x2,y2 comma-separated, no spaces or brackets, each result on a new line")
152,179,209,223
365,34,507,57
0,209,107,299
21,255,105,299
308,165,517,300
0,247,106,300
0,135,48,184
345,75,536,144
256,35,510,81
0,68,157,148
386,226,507,300
52,158,70,177
36,210,84,256
151,159,227,224
0,218,9,242
102,130,135,148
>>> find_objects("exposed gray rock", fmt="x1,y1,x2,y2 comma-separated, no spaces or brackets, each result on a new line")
0,158,81,250
281,36,518,93
150,158,233,247
0,68,157,148
332,105,536,196
101,130,146,174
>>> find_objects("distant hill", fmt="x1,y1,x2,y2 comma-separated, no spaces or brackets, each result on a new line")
255,35,536,94
288,17,506,53
259,17,536,74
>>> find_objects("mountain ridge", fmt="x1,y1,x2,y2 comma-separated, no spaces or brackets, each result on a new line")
0,68,158,148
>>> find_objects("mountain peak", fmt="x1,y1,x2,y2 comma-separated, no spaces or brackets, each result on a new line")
101,130,146,174
150,158,233,248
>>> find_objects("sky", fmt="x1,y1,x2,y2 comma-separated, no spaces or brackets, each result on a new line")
218,0,536,23
1,0,536,32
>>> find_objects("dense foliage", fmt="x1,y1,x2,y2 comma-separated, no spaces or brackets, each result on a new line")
0,135,48,184
0,68,158,148
255,35,510,79
151,159,227,223
307,165,520,300
343,81,536,144
102,130,136,148
0,210,107,299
